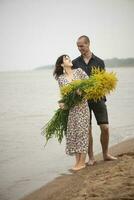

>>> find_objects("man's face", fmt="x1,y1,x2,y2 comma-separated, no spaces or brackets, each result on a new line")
77,38,89,56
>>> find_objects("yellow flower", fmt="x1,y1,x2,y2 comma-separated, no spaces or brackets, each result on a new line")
60,68,118,101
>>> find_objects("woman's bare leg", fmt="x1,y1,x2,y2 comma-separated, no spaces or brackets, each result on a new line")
74,153,80,167
72,153,87,171
72,153,80,169
79,153,86,167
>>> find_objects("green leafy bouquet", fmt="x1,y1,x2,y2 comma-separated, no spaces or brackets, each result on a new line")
41,68,117,145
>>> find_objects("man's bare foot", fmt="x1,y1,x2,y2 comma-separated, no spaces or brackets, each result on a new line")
72,165,86,171
86,159,96,166
104,154,117,161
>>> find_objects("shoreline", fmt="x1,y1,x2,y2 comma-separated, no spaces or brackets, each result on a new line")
21,138,134,200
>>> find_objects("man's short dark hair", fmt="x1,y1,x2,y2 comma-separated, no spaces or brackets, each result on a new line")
78,35,90,43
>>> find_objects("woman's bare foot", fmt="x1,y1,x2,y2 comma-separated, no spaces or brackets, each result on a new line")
104,154,117,161
72,165,86,171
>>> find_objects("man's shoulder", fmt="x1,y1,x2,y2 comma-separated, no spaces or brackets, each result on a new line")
93,54,105,68
72,54,104,63
93,54,104,64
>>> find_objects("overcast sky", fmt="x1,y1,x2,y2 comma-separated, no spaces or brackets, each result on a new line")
0,0,134,71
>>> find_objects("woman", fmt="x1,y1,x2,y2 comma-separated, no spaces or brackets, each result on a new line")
53,55,90,171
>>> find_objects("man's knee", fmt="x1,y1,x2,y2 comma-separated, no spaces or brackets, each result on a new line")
89,127,93,137
100,124,109,133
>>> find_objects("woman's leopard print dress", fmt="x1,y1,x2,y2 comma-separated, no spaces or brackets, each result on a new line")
58,68,90,155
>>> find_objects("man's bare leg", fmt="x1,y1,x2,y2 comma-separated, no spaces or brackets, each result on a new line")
87,127,96,165
100,124,117,161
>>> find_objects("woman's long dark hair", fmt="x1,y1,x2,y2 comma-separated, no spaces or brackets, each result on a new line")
53,54,69,80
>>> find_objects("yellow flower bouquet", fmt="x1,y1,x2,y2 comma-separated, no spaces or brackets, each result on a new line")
41,68,117,145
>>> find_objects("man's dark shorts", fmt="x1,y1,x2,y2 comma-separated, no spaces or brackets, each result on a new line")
88,100,109,125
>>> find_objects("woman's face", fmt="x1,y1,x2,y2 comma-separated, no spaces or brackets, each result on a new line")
62,56,73,68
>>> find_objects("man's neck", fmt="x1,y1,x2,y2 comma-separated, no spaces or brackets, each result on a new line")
82,51,92,64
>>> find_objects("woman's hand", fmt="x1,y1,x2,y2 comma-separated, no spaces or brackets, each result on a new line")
76,89,82,96
59,102,65,109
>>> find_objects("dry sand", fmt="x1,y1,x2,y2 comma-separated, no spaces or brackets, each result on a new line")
21,138,134,200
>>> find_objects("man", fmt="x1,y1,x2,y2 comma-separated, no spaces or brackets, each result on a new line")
72,35,117,165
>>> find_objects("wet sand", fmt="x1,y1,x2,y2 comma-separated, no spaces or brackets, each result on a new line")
21,138,134,200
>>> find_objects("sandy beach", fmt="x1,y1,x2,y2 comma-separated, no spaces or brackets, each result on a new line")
21,138,134,200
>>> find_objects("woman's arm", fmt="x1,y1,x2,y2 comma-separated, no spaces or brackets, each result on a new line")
57,76,66,109
77,68,89,79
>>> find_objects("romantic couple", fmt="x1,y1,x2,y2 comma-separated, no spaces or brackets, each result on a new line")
53,35,117,171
